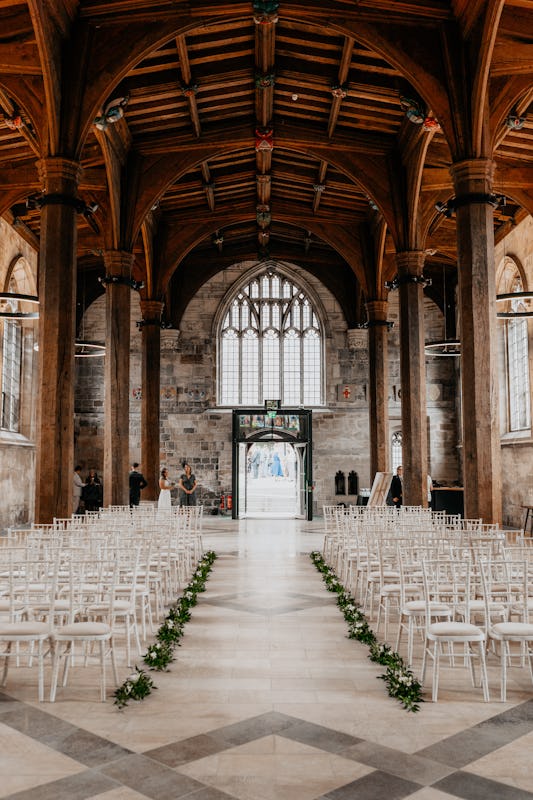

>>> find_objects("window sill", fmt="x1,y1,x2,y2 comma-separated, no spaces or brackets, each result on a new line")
0,430,34,447
501,431,533,447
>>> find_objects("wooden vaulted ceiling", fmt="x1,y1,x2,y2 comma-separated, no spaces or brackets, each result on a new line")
0,0,532,328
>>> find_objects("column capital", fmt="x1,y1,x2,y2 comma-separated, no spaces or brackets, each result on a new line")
103,250,135,278
365,299,388,322
450,158,495,195
37,157,83,189
161,329,181,350
139,299,164,326
140,299,164,317
395,251,426,277
346,328,367,349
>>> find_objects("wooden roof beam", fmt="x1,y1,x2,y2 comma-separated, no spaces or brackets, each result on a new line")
176,35,201,139
327,36,354,140
254,9,276,137
201,161,215,211
0,87,41,158
312,161,328,214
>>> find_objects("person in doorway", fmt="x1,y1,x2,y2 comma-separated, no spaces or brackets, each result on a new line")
129,462,148,507
83,469,103,511
270,451,284,478
178,462,197,506
249,448,261,479
158,468,174,510
73,465,85,515
390,465,403,507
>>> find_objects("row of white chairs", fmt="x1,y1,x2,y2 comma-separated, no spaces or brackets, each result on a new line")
322,505,533,702
0,505,204,702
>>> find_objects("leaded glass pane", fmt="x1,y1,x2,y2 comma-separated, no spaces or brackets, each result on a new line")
219,268,323,406
303,329,320,405
241,330,259,404
283,329,301,405
221,330,239,405
263,330,280,399
506,279,531,432
1,320,22,431
391,432,402,471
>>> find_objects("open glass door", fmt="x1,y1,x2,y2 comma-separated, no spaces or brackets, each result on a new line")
293,443,307,518
232,409,312,520
238,442,247,517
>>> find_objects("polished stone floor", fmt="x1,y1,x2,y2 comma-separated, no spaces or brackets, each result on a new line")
1,517,533,800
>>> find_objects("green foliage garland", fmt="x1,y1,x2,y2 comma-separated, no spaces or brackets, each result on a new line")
310,551,423,712
114,550,217,708
113,667,155,709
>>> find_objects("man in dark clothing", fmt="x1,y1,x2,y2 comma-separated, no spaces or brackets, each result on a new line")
129,463,148,506
389,465,403,507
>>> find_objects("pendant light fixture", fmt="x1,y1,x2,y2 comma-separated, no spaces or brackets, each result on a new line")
0,291,39,319
75,271,105,358
425,265,461,356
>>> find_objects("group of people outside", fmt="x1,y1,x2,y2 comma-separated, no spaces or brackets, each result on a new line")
73,460,198,513
247,447,295,480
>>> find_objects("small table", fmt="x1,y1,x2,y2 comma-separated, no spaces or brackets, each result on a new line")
521,505,533,537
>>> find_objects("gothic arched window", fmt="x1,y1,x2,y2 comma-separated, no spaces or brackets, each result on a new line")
391,431,402,471
219,268,323,406
506,276,531,432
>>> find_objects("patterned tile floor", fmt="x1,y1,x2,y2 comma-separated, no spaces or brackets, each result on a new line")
1,517,532,800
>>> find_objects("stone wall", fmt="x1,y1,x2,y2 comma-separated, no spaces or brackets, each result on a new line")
495,216,533,528
75,260,461,513
0,218,38,530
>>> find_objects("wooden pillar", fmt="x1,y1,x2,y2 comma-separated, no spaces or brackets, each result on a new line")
103,251,134,507
140,300,163,501
35,157,82,523
450,159,502,523
365,300,390,480
396,251,429,507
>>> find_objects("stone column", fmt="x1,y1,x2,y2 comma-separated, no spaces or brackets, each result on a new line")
140,300,163,501
35,157,82,523
450,159,502,523
365,300,390,481
396,251,429,507
103,251,134,507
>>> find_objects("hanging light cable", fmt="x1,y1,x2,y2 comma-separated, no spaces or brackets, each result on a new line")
75,271,105,358
425,265,461,356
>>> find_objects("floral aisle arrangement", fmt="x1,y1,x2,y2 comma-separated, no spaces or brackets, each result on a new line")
310,551,423,712
114,550,217,708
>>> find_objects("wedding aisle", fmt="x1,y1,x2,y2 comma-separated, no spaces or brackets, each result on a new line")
1,518,532,799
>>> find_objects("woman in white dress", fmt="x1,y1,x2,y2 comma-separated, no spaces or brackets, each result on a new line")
158,468,173,510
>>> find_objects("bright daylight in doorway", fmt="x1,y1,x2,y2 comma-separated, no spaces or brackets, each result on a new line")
244,442,299,517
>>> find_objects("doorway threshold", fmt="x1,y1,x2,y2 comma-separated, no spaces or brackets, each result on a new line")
243,512,297,519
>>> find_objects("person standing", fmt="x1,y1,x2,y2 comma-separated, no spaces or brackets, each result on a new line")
389,465,403,508
73,465,85,515
427,474,433,510
84,469,103,511
178,462,197,506
158,468,173,510
129,462,148,507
